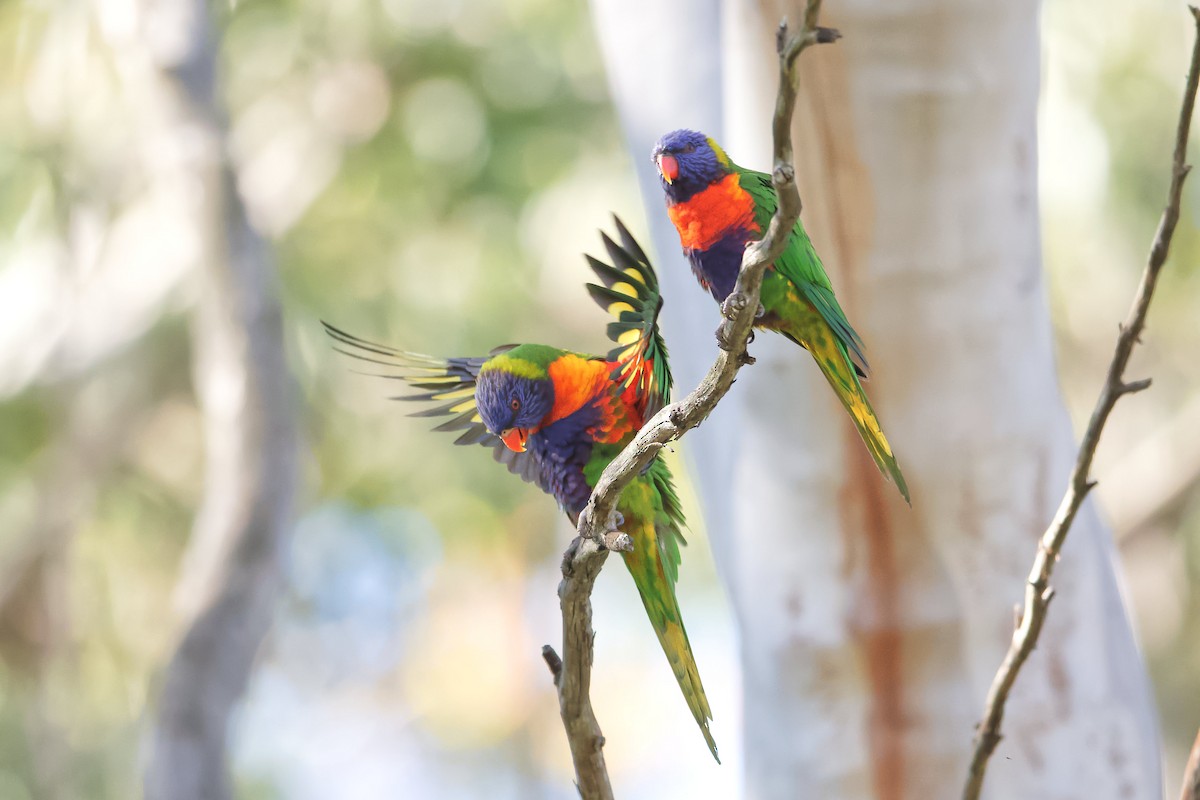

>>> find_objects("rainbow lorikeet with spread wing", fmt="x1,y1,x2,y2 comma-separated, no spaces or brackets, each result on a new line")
324,219,718,761
652,129,910,504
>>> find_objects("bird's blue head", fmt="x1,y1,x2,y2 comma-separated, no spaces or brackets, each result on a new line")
476,350,556,452
652,129,733,202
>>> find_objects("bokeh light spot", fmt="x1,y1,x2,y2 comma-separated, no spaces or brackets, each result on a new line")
400,78,489,173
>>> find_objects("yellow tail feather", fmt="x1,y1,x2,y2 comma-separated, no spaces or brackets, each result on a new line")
618,483,719,762
785,318,911,504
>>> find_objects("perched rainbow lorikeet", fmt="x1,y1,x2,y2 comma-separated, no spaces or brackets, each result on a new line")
324,219,718,761
652,129,910,504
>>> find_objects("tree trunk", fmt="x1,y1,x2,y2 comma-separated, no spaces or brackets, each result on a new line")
139,1,298,798
592,0,1162,797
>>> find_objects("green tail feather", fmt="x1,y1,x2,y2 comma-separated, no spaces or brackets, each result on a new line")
618,471,719,762
783,316,911,505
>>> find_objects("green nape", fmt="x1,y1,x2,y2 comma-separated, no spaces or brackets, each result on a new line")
479,343,570,378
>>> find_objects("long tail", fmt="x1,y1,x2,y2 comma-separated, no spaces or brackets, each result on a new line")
784,318,911,505
618,476,718,762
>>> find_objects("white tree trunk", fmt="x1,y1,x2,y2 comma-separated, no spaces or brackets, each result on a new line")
592,1,1162,797
588,0,744,572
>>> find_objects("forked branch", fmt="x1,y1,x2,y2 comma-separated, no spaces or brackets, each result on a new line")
546,2,840,796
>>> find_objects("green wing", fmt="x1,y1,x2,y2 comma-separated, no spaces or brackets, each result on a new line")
322,322,546,489
736,166,870,376
583,216,673,418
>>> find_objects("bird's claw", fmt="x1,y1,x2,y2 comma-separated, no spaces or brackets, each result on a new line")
715,322,733,351
721,293,747,320
717,320,757,354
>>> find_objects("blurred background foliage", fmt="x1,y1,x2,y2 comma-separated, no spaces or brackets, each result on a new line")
0,0,1196,797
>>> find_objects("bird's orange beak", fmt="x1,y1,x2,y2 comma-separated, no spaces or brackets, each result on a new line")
499,428,528,453
657,153,678,184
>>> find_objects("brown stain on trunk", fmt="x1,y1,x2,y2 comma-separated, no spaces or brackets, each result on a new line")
794,12,906,799
841,439,906,800
755,2,906,795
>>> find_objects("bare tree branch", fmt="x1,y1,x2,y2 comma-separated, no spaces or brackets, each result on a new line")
142,1,298,799
547,539,615,800
962,8,1200,799
1181,726,1200,800
546,2,840,794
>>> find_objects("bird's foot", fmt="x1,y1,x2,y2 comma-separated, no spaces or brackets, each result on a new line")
715,321,733,351
717,318,757,358
720,292,749,320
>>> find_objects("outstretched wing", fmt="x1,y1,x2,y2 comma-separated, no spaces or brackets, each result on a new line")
584,216,673,419
322,322,545,490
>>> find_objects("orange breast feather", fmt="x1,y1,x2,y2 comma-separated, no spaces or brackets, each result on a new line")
545,355,640,445
667,174,759,251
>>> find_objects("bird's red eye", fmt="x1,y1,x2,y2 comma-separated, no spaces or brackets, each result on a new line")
510,397,521,412
680,143,696,154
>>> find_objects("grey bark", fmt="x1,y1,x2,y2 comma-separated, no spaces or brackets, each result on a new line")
140,1,298,798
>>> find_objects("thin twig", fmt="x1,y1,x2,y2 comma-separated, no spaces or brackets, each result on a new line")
541,645,564,685
546,2,840,795
962,8,1200,799
1181,726,1200,800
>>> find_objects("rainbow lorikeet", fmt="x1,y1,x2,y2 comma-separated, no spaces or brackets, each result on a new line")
324,219,718,761
652,129,910,504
